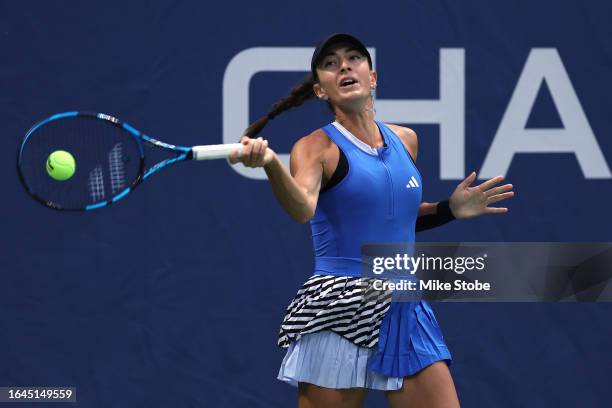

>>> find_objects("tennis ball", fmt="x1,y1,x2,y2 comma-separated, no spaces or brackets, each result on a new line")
46,150,76,181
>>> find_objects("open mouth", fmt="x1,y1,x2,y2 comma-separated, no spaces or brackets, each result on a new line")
340,78,358,88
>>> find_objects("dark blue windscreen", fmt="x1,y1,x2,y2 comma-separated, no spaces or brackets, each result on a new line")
1,1,611,407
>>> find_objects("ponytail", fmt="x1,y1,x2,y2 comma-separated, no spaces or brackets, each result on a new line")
243,75,317,138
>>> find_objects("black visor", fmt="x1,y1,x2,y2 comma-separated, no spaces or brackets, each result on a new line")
311,33,372,78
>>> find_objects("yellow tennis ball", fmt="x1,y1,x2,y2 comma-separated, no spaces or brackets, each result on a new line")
46,150,76,181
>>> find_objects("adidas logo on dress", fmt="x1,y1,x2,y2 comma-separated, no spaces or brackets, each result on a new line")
406,176,420,189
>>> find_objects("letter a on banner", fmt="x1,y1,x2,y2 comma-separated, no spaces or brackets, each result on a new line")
481,48,611,179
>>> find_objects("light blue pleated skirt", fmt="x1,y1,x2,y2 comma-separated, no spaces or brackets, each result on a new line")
277,301,452,390
278,330,404,390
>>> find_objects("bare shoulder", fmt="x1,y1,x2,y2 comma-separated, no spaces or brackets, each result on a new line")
290,128,334,173
291,129,333,158
292,129,333,154
386,123,418,161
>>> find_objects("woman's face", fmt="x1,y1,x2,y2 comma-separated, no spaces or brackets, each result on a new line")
314,43,376,109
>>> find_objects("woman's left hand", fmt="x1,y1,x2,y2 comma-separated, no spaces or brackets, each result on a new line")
449,172,514,219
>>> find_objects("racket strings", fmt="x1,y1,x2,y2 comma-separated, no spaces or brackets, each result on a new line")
18,115,143,210
108,142,126,194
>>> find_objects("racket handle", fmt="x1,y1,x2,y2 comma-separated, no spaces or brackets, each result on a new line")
191,143,243,160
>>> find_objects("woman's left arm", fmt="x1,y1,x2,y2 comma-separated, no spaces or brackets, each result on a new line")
415,173,514,231
387,124,514,230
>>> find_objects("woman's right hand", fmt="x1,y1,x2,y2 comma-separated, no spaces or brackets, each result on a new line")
228,136,276,168
229,130,326,223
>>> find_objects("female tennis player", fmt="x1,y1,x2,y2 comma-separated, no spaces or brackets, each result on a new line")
229,33,513,408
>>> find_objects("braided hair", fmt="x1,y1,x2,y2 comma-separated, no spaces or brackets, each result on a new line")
244,75,317,138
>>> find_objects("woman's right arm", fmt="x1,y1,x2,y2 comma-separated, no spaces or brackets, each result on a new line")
229,132,329,224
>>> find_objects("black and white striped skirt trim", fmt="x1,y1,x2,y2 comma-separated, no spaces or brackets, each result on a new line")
278,275,392,349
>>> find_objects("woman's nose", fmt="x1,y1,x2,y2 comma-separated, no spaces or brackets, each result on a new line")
339,59,352,72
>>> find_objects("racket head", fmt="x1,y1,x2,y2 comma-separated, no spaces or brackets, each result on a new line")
17,112,146,211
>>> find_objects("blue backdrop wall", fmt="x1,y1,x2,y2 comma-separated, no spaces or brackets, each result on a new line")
1,1,611,407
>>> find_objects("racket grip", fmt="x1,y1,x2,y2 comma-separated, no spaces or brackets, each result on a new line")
191,143,243,160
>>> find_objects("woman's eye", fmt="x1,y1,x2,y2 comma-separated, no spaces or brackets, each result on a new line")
350,54,362,60
324,60,336,67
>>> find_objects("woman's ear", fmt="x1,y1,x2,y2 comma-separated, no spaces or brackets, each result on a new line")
313,82,328,100
370,70,378,90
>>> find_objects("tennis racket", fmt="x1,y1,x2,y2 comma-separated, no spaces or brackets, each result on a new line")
17,111,244,211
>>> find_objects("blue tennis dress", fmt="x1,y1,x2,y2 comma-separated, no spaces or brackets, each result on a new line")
277,121,451,390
